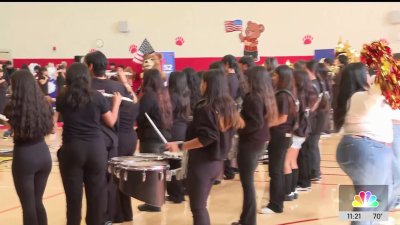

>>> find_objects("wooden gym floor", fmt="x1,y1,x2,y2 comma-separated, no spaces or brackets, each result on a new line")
0,128,399,225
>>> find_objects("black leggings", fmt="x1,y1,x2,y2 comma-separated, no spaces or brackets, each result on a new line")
12,140,52,225
58,138,108,225
237,144,263,225
187,153,222,225
113,131,137,222
267,133,292,212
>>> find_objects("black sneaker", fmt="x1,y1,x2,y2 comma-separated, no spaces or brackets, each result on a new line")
166,195,184,204
213,180,221,185
138,203,161,212
311,176,322,183
224,175,235,180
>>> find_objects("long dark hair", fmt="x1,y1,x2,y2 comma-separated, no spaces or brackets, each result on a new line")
333,63,369,131
264,57,278,72
274,65,297,116
316,62,332,93
168,71,191,120
201,69,244,131
57,63,93,110
247,66,278,123
209,61,225,73
293,69,312,108
4,70,53,141
306,60,318,75
221,54,249,97
182,67,200,111
142,69,173,129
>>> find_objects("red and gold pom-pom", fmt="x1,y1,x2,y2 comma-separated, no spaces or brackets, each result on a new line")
361,40,400,109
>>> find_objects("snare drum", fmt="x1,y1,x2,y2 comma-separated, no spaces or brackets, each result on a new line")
133,153,166,161
107,156,143,184
117,160,170,207
162,151,183,170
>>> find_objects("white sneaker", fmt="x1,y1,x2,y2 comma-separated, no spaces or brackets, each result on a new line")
296,186,311,192
259,206,280,214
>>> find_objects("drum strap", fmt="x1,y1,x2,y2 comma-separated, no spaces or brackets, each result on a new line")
177,151,189,180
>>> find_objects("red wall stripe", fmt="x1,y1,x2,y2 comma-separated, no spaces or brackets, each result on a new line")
13,56,313,73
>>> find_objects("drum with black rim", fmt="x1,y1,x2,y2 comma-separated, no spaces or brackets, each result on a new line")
107,156,143,184
117,160,170,207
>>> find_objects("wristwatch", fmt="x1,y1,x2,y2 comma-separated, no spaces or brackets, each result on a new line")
178,142,184,151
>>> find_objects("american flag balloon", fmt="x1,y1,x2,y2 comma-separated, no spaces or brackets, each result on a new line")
133,38,155,64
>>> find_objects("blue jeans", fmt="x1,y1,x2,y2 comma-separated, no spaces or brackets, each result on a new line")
392,124,400,204
393,124,400,170
336,135,397,225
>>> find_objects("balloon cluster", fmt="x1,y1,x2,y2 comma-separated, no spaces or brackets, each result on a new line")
360,40,400,109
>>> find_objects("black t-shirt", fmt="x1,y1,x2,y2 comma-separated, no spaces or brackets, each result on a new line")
56,91,110,142
56,75,66,95
91,78,130,98
136,90,171,142
38,75,49,95
119,101,139,133
186,99,234,161
227,73,240,100
0,79,7,95
171,93,190,141
270,92,295,135
238,93,269,148
91,78,131,132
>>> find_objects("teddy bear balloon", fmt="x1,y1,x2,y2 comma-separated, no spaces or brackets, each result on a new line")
239,21,265,61
140,52,167,81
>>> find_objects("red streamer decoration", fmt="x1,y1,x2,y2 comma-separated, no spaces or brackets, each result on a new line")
360,40,400,109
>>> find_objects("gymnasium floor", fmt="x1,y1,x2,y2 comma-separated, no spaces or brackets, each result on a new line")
0,128,399,225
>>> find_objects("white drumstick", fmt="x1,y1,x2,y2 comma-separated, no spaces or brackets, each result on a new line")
145,112,168,144
101,92,133,102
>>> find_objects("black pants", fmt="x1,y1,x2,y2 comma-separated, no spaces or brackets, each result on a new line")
103,131,118,222
309,134,321,179
224,159,236,179
244,50,258,60
12,140,52,225
167,124,187,202
187,153,222,225
298,133,321,186
237,144,263,225
166,158,185,202
267,133,292,212
113,131,137,222
58,138,108,225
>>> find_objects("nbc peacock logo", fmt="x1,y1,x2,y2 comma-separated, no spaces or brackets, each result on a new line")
352,191,379,208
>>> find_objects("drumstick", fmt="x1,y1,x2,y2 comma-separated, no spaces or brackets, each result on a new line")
145,112,168,144
101,92,134,102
